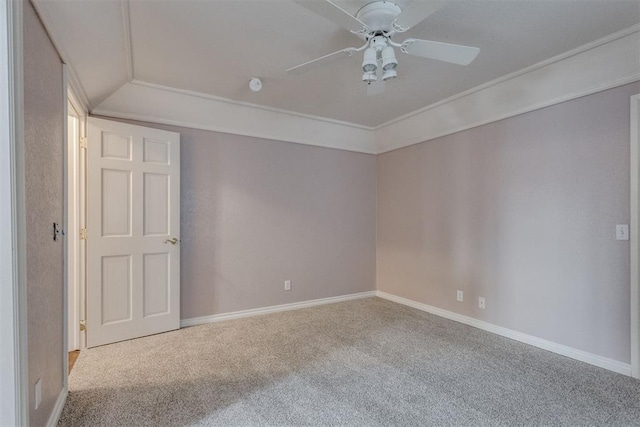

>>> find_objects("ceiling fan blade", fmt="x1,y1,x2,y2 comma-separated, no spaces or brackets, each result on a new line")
402,39,479,65
394,0,448,32
292,0,368,34
286,47,359,75
367,67,385,96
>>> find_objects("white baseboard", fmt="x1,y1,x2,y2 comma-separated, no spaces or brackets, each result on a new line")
376,291,632,376
46,386,68,427
180,289,631,376
180,291,377,328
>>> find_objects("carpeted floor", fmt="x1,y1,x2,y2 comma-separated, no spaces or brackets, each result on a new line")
59,297,640,426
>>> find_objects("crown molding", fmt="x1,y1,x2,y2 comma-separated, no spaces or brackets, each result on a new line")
375,24,640,131
375,24,640,153
129,79,375,132
93,81,377,154
90,21,639,155
65,68,90,114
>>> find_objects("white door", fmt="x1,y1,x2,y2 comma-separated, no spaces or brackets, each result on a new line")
87,117,180,347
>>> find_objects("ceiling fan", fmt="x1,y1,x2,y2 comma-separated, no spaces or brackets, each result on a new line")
287,0,479,95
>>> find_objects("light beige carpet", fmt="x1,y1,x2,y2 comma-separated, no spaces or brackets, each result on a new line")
59,297,640,426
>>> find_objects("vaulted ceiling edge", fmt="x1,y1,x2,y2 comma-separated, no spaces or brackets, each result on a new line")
92,28,639,155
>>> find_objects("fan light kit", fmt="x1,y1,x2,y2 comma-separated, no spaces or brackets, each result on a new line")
287,0,480,95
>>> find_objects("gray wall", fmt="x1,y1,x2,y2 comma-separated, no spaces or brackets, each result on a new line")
23,1,65,425
97,118,378,319
377,82,640,363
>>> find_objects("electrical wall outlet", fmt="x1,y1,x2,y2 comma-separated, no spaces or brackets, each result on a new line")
616,224,629,241
478,297,486,309
35,378,42,410
284,280,291,291
456,290,463,302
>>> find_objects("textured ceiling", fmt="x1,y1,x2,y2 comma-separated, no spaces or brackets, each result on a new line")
36,0,640,127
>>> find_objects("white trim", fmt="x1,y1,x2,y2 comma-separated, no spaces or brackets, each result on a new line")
78,111,87,350
377,74,640,153
91,24,640,155
23,3,640,155
180,291,377,328
377,291,632,376
68,82,88,116
65,67,91,114
375,24,640,131
62,65,70,391
631,93,640,379
0,1,18,424
67,82,88,351
12,0,29,418
93,81,377,154
130,80,375,132
181,289,632,375
45,386,68,427
0,0,27,425
66,86,84,353
375,26,640,153
66,108,80,352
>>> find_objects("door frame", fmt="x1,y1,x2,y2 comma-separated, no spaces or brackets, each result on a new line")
66,87,87,352
631,93,640,379
0,0,28,424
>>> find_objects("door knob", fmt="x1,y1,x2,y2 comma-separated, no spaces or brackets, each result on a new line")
164,237,180,245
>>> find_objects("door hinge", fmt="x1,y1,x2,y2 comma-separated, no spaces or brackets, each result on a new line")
79,320,86,331
80,136,87,149
79,227,87,240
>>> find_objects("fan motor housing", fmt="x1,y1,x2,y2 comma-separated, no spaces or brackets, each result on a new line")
356,1,402,33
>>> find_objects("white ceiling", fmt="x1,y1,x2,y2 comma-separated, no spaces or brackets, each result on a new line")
35,0,640,127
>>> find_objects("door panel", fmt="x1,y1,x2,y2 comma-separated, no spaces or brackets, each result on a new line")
101,255,132,324
143,253,170,317
101,132,132,160
101,169,131,237
143,173,169,235
87,117,180,347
